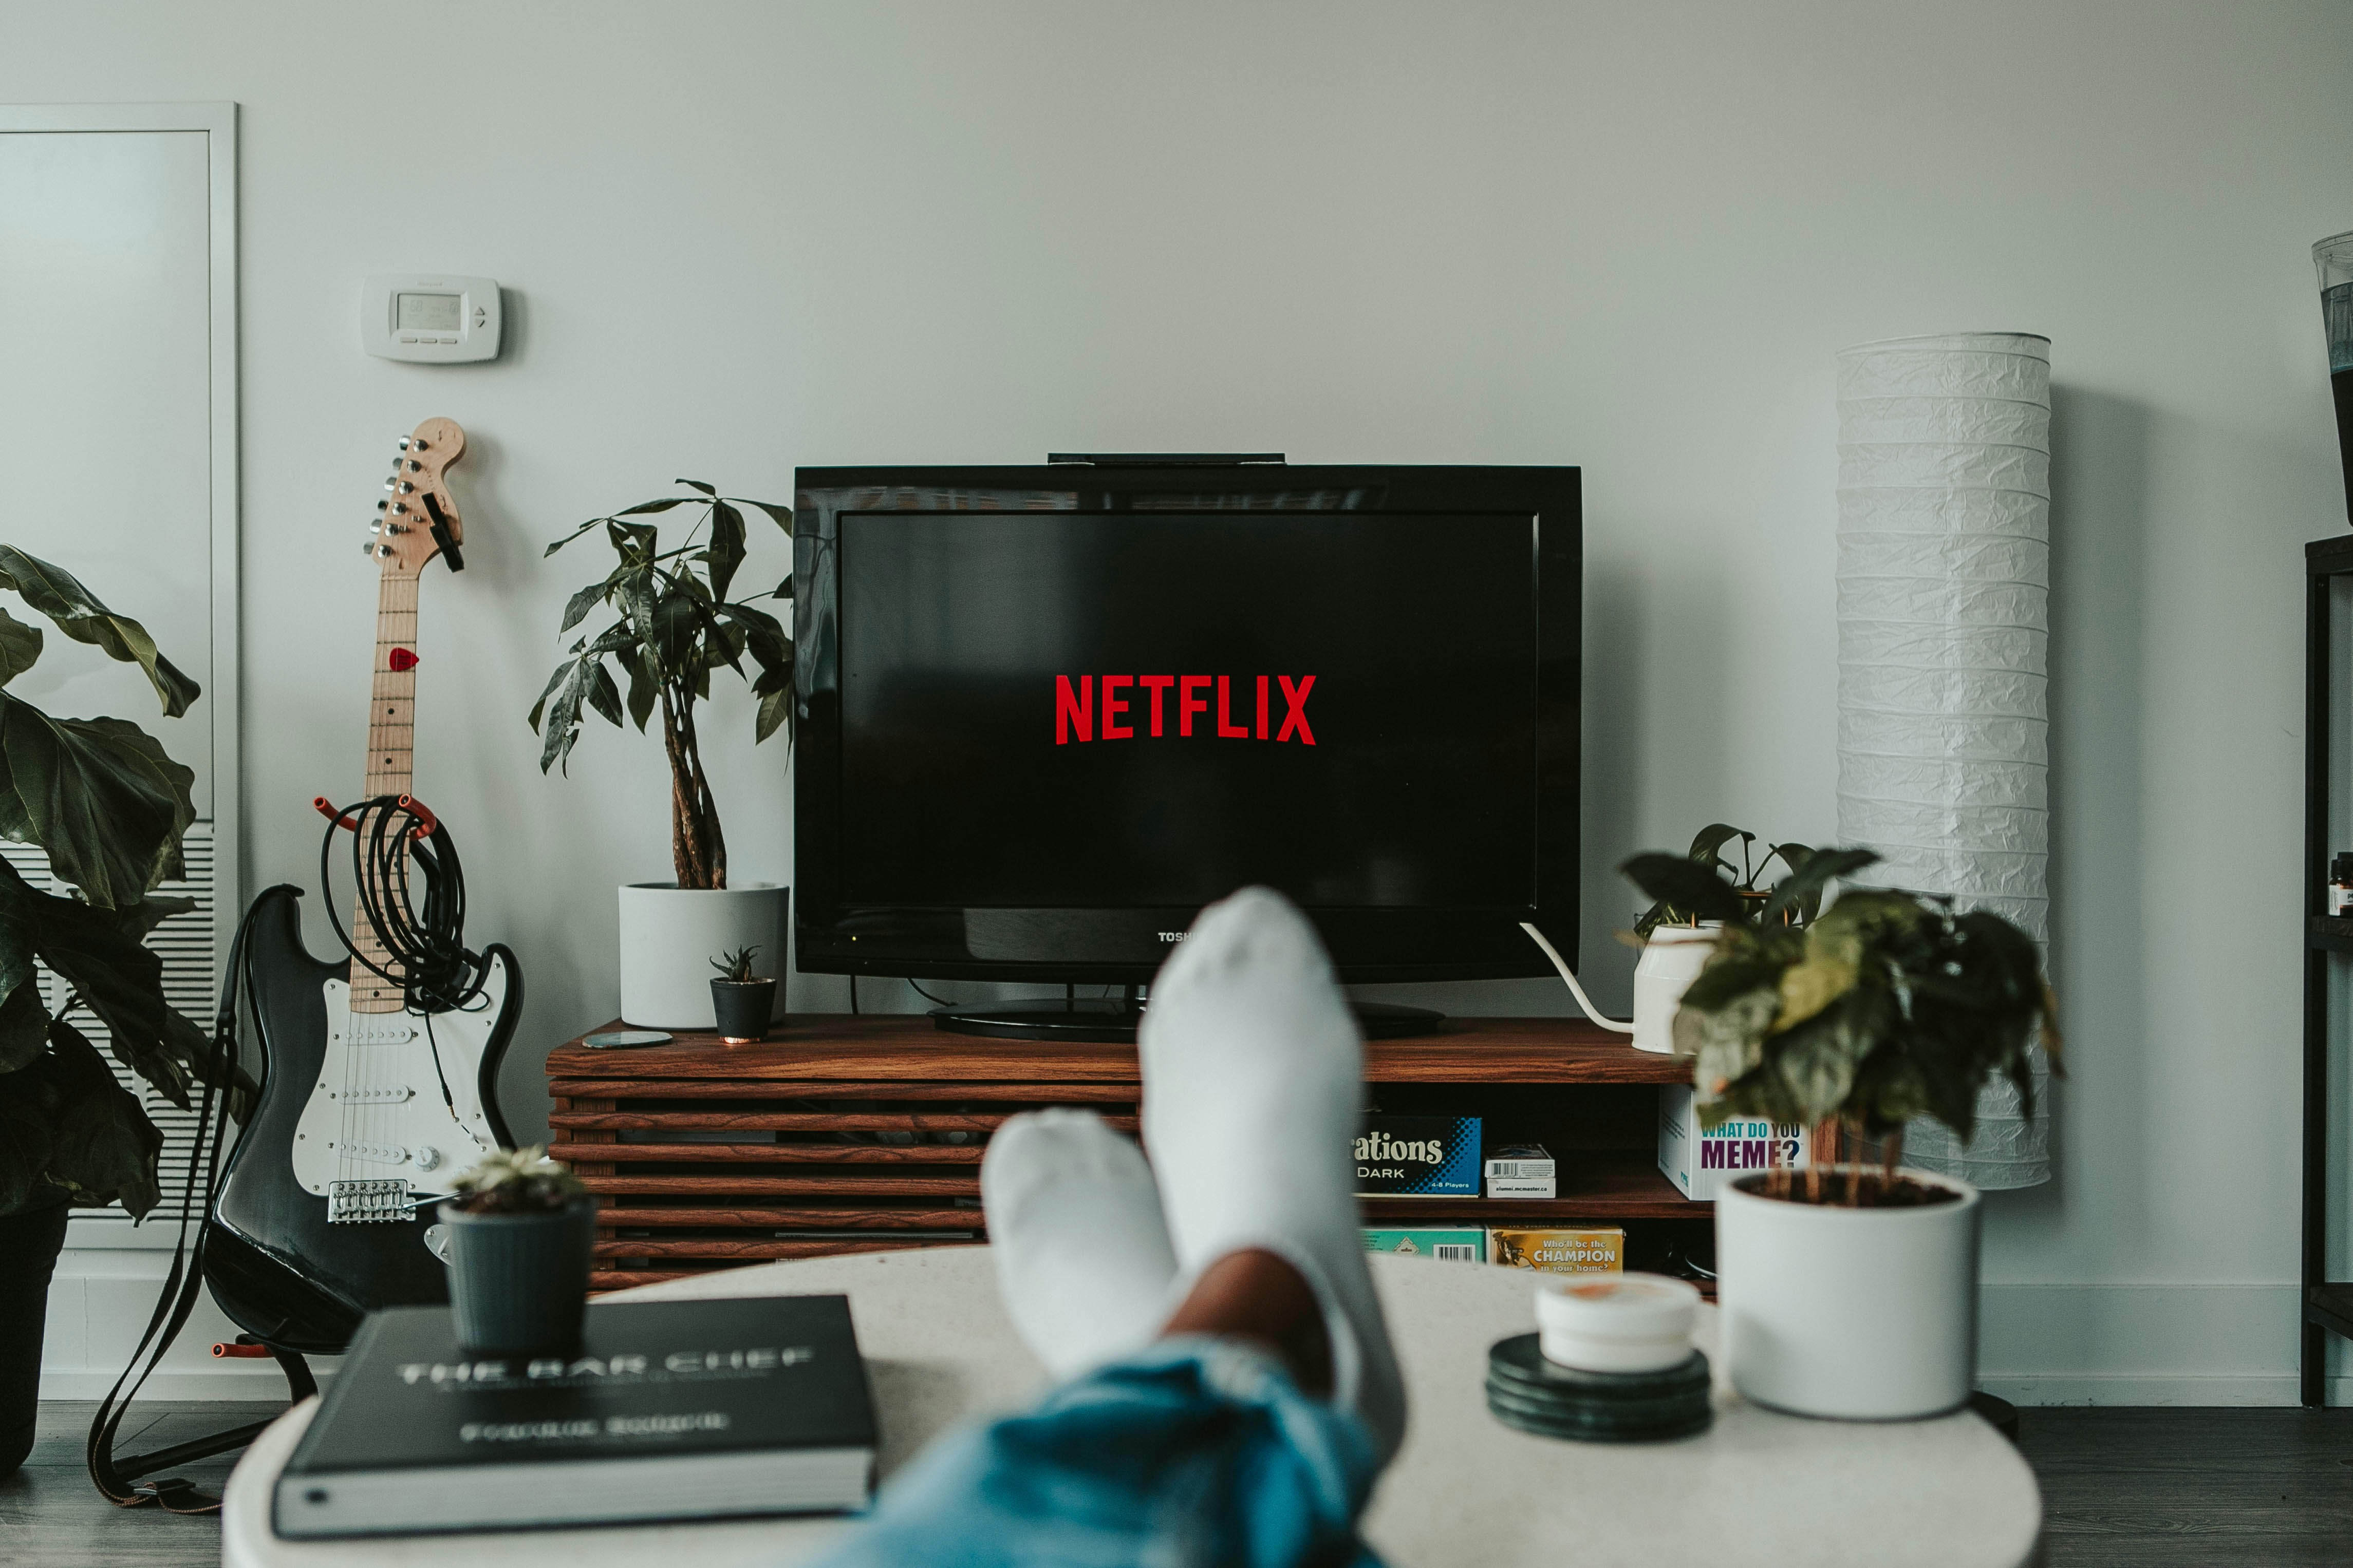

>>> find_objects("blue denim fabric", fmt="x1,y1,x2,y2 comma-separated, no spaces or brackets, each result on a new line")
812,1335,1385,1568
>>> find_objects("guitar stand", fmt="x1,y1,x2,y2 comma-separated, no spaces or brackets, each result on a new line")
94,1338,316,1515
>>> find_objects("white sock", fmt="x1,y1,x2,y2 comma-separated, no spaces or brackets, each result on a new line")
1140,886,1406,1462
981,1108,1179,1380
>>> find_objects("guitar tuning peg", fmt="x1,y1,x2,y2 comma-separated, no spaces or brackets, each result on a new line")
406,460,423,473
397,436,412,450
384,478,396,492
413,438,429,451
377,499,389,511
369,520,383,535
391,502,408,515
396,481,414,494
362,541,380,557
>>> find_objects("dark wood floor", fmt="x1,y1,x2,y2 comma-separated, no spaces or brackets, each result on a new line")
7,1401,2349,1564
6,1400,280,1565
2018,1406,2353,1566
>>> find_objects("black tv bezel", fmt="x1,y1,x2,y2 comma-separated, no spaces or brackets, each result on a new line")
792,463,1580,985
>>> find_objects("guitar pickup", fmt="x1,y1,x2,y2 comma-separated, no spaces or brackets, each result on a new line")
328,1178,414,1224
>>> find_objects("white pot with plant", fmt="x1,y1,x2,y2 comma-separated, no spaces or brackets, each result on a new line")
1628,825,1825,1053
532,482,795,1029
1626,843,2059,1420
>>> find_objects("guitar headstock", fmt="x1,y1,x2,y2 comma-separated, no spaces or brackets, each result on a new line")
367,416,468,575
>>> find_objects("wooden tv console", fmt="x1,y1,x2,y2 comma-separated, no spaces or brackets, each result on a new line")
546,1014,1711,1293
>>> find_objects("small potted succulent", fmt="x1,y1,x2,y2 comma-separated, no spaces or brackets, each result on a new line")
1652,846,2060,1420
437,1147,596,1355
1619,826,1846,1053
709,945,778,1044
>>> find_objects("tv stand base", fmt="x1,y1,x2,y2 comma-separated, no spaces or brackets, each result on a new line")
931,999,1444,1043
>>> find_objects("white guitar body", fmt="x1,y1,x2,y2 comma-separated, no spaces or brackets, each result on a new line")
290,956,512,1218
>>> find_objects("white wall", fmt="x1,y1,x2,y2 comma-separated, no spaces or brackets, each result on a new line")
9,0,2350,1403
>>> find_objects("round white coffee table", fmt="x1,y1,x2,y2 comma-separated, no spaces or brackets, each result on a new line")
222,1248,2040,1566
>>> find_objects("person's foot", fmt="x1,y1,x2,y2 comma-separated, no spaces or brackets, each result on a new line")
1139,887,1406,1461
981,1108,1180,1378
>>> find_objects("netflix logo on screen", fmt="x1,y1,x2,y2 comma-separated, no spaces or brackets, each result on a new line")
1054,675,1316,745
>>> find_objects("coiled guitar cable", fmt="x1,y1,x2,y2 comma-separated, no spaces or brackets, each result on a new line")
318,794,494,1016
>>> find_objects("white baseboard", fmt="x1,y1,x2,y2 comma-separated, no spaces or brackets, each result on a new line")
1978,1281,2349,1406
39,1249,339,1402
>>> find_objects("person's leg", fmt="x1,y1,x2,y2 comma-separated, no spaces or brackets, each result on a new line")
815,889,1396,1567
817,1246,1381,1568
1160,1246,1333,1398
1141,887,1406,1460
981,1107,1179,1378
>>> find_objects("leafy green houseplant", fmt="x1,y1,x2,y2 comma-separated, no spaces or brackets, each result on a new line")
530,480,794,891
0,548,246,1475
1652,846,2059,1198
1623,823,1861,937
1619,825,1870,1054
531,482,797,1030
0,547,248,1220
1629,842,2062,1421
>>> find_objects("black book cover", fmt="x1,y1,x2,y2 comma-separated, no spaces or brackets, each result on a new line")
277,1295,875,1535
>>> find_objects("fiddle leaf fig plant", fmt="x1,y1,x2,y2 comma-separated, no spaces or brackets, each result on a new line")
530,481,794,891
1647,844,2062,1202
0,546,251,1219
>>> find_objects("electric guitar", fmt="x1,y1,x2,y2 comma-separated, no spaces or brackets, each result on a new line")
207,418,523,1354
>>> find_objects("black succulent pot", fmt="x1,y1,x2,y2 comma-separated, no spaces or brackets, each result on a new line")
436,1196,597,1357
0,1187,71,1476
711,977,779,1043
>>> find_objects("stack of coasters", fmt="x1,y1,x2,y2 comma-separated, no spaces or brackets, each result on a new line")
1484,1334,1712,1442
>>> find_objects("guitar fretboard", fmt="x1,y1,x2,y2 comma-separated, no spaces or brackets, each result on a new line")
350,569,419,1014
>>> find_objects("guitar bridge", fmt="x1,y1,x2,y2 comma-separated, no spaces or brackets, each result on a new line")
328,1178,414,1224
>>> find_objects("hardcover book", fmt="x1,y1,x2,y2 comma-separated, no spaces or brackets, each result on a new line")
274,1296,876,1539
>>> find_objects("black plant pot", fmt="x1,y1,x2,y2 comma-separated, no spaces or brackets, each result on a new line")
712,977,779,1043
0,1188,71,1476
436,1197,596,1357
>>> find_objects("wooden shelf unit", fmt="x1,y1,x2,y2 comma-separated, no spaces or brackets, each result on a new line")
548,1014,1709,1292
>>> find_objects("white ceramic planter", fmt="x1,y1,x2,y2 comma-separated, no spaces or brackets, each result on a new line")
1715,1167,1981,1419
1630,924,1718,1054
617,882,789,1029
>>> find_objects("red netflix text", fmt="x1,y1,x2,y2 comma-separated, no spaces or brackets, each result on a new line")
1055,675,1316,746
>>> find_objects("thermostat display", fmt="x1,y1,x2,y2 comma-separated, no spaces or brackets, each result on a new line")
362,274,501,363
396,292,462,332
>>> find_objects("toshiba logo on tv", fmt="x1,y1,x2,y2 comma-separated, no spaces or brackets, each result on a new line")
1055,675,1316,745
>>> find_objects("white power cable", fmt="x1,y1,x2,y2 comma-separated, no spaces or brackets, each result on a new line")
1518,921,1634,1033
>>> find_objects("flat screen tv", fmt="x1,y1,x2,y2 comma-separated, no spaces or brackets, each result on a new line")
793,458,1580,1039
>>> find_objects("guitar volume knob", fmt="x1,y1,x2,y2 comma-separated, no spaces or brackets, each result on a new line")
412,1146,441,1172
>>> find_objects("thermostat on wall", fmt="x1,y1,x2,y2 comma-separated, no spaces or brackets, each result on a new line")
361,274,501,363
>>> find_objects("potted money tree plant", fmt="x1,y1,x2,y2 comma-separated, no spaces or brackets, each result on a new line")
531,482,795,1030
0,549,249,1476
1655,847,2059,1420
438,1147,596,1355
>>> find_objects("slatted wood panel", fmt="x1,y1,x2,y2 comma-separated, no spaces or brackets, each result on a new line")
549,1016,1709,1293
5,823,218,1229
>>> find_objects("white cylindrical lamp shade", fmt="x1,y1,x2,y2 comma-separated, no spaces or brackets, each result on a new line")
1836,332,2052,1188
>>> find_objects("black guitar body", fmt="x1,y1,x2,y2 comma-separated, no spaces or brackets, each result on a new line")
206,885,521,1356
